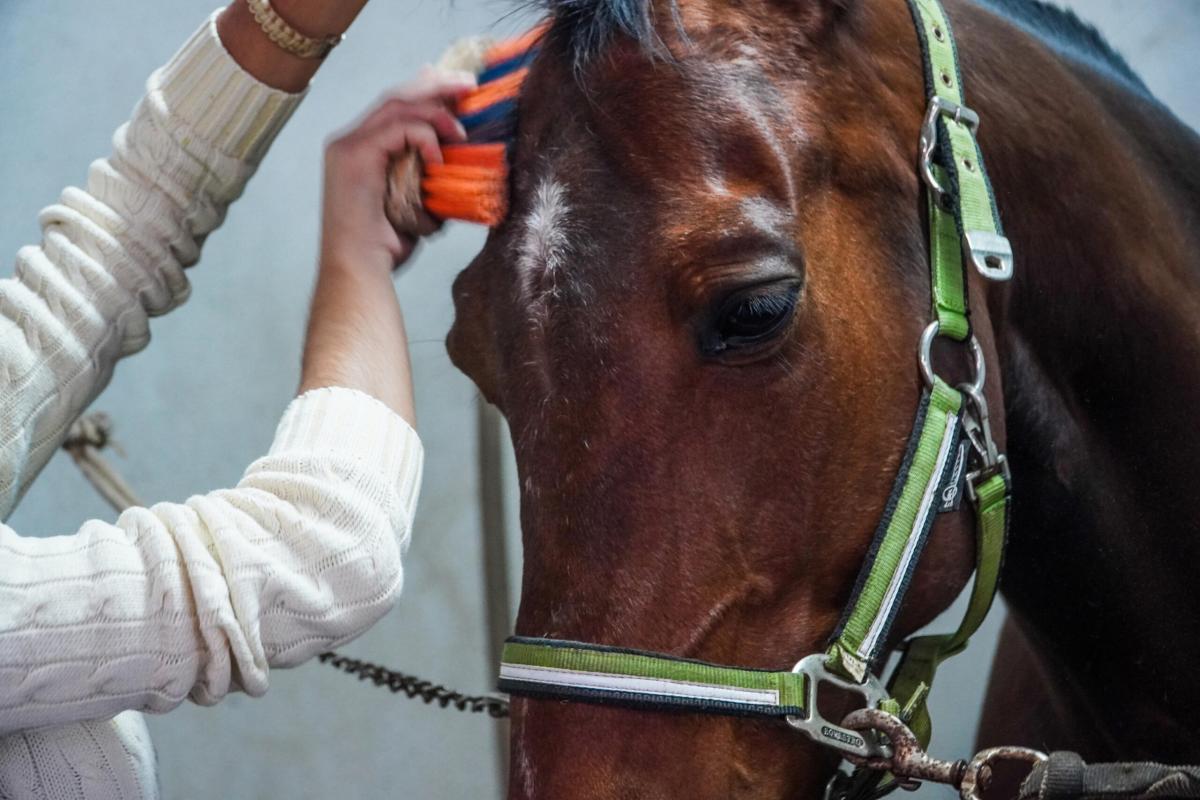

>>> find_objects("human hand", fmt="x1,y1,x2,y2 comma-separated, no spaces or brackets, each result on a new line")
319,69,476,277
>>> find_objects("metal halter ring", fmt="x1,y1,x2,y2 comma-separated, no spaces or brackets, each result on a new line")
918,321,985,394
959,747,1048,800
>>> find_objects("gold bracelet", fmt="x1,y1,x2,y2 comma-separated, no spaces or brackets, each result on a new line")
245,0,344,59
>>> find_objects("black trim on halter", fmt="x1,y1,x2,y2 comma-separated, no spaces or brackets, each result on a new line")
827,391,933,658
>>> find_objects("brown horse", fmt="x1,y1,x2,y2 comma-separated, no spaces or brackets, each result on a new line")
445,0,1200,796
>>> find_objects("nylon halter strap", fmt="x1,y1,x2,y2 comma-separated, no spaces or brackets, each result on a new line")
498,0,1013,765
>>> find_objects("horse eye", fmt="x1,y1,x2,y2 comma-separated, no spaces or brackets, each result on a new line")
702,281,801,357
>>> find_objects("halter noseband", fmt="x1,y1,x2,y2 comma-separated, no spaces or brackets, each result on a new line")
498,0,1014,783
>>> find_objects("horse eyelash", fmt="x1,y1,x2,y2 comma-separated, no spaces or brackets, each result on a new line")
730,287,799,318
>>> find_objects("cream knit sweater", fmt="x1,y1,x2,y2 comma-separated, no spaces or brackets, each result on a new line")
0,12,423,799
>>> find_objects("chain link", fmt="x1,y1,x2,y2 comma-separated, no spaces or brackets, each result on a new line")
317,652,510,717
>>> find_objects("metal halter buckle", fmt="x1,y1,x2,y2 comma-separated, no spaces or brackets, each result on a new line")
785,655,892,760
918,97,1014,283
919,96,980,203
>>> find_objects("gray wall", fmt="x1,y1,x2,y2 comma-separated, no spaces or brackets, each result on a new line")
1,2,1196,798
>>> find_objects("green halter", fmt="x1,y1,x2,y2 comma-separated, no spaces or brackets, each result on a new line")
498,0,1013,767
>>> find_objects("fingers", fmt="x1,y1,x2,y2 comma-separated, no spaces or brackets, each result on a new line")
326,106,466,187
363,99,466,146
359,67,476,135
408,208,443,238
373,119,443,166
331,67,475,148
392,66,478,104
394,232,417,267
383,140,445,241
319,68,475,275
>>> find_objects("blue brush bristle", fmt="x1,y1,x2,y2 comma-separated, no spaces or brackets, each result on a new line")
477,48,539,84
460,100,520,144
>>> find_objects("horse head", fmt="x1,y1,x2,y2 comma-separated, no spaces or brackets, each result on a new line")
448,0,1010,795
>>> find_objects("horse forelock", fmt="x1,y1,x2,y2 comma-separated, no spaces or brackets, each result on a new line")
526,0,671,69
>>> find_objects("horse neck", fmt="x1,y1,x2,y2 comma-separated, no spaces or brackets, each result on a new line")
967,11,1200,759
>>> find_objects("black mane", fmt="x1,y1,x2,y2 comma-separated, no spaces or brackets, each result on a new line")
534,0,1147,93
534,0,660,66
973,0,1147,92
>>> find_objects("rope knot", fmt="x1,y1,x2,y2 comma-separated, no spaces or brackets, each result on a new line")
65,412,114,451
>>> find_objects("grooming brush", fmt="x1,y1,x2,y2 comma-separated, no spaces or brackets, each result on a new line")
385,27,544,233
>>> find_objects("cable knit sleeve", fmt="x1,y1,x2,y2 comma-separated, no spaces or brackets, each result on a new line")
0,11,303,518
0,387,422,735
0,4,427,746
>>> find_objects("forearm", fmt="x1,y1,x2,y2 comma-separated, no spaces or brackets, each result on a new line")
295,74,476,426
217,0,369,93
300,263,417,426
0,387,422,735
0,17,304,519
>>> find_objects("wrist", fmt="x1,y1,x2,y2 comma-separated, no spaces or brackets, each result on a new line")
270,0,366,38
319,249,397,282
301,262,414,424
216,0,365,93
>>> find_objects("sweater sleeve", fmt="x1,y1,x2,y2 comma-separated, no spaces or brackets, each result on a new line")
0,387,424,735
0,11,304,519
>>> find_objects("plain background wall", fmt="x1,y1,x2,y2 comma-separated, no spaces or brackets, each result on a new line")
1,1,1197,797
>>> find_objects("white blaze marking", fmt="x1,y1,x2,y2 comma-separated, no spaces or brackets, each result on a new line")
518,177,571,304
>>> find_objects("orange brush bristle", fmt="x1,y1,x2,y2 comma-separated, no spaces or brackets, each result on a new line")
439,142,508,168
415,27,545,227
453,69,528,117
483,26,546,66
422,145,509,226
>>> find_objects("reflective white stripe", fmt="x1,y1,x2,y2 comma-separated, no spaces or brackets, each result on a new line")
499,663,781,707
858,412,959,660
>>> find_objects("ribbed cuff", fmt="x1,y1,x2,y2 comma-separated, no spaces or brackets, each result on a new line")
150,9,306,164
268,387,424,520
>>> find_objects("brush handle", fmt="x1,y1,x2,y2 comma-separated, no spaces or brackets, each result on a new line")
385,150,439,238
